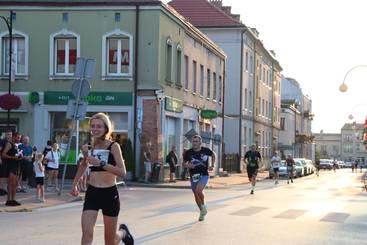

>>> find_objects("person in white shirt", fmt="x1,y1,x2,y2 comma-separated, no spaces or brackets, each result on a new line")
45,142,61,192
33,152,45,202
271,151,281,184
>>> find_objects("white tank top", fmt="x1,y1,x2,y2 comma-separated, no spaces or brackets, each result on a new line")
33,161,45,177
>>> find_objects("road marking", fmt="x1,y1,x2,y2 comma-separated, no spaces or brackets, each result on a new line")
230,206,268,216
320,212,350,223
273,209,308,219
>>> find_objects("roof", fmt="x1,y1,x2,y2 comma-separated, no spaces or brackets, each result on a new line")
341,123,364,131
168,0,244,28
0,0,160,6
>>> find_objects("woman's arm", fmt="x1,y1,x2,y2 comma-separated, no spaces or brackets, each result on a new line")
70,156,88,196
2,142,17,160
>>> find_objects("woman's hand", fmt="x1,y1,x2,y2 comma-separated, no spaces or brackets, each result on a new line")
87,156,101,166
70,185,79,197
81,144,89,158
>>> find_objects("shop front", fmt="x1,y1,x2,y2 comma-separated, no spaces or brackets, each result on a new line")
34,91,133,165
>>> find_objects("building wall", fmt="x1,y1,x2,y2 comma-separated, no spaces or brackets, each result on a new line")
314,133,341,160
340,125,366,163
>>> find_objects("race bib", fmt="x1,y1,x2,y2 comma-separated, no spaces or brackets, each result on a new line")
192,173,201,183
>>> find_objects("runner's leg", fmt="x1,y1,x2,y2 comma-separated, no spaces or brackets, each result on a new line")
81,210,98,245
103,215,118,245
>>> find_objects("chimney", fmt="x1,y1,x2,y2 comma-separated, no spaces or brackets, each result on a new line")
269,50,276,57
250,27,259,37
231,14,241,21
221,6,232,15
210,0,223,7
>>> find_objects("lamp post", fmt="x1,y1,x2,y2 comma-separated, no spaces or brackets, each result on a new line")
339,65,367,93
0,11,13,128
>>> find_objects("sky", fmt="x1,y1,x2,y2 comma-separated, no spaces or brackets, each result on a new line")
164,0,367,133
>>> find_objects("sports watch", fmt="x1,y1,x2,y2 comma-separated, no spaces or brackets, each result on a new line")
99,160,107,168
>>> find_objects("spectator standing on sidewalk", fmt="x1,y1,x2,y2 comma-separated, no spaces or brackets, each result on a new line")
44,142,61,192
143,142,152,183
244,144,262,195
271,151,281,185
43,140,52,157
2,131,23,206
18,136,33,192
166,146,178,182
70,112,134,245
0,135,8,196
286,154,295,184
33,152,45,203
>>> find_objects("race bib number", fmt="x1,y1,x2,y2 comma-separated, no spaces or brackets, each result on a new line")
192,174,201,183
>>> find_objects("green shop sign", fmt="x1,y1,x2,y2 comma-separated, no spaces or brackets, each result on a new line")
44,91,133,105
165,97,183,113
201,109,218,119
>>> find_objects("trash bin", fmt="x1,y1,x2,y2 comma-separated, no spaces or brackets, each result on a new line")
151,162,161,182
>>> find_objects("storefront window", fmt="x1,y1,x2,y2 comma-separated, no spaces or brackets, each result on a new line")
50,111,129,164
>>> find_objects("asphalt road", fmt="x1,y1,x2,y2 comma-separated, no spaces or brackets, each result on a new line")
0,169,366,245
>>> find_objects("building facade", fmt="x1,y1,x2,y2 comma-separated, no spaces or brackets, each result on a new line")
340,123,366,163
169,0,282,170
0,0,226,178
313,132,341,160
279,76,314,160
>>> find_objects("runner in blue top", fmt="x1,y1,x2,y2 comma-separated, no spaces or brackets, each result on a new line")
183,135,216,221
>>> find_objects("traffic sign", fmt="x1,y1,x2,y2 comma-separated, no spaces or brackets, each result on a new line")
71,79,91,98
66,99,87,120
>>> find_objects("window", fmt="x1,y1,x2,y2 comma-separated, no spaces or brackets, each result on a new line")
249,91,252,111
184,55,189,89
280,117,285,130
176,46,182,85
192,60,197,92
200,65,204,96
165,40,172,82
245,51,249,71
102,29,133,78
213,72,217,100
249,55,253,74
249,128,252,144
262,99,265,116
244,126,247,152
218,75,222,102
50,29,80,77
207,69,211,98
0,30,28,77
259,64,262,81
265,100,268,117
244,88,248,110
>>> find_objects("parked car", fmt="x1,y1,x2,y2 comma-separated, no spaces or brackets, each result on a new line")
295,158,309,175
344,161,353,168
305,159,315,174
320,159,333,170
269,160,296,178
338,161,345,168
294,161,305,177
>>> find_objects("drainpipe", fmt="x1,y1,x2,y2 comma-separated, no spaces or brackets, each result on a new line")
221,57,226,173
238,28,247,171
133,5,140,179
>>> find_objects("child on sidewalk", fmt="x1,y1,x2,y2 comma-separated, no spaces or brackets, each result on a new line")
33,153,45,203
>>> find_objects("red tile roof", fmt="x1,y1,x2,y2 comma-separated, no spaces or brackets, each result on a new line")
168,0,243,28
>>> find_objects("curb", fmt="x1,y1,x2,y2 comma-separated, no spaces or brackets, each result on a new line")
125,176,267,190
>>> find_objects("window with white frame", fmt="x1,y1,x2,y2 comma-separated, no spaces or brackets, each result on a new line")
50,29,80,77
176,45,182,85
102,29,133,78
218,75,222,102
166,39,172,82
207,68,211,98
0,30,28,77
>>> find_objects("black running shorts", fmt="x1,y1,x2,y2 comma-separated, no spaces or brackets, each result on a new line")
83,185,120,217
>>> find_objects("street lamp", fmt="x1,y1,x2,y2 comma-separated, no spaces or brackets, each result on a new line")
0,11,14,128
339,65,367,93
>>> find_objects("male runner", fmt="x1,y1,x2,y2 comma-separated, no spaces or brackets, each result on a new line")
183,135,216,221
244,144,262,194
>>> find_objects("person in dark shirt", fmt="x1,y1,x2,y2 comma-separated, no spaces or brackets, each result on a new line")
286,154,295,184
183,135,216,222
0,137,8,196
244,144,262,195
166,146,178,182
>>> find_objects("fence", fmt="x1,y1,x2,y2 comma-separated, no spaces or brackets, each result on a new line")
222,153,241,173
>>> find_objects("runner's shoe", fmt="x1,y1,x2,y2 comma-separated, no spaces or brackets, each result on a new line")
198,212,205,221
250,190,254,195
119,224,134,245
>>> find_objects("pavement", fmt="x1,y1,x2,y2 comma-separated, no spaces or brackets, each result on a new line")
0,170,269,212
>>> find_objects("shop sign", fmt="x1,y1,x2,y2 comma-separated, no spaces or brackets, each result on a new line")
44,91,133,106
165,97,183,113
200,109,218,119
